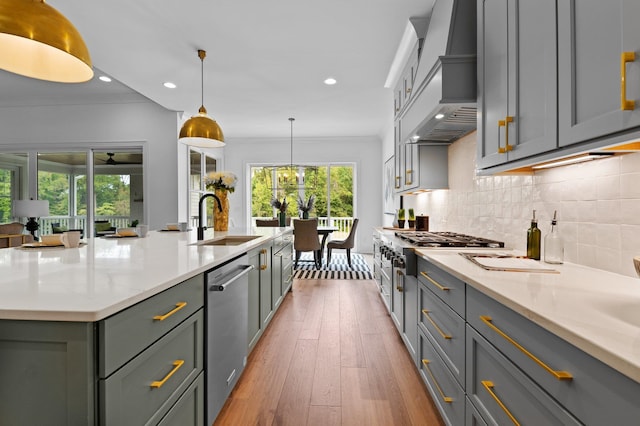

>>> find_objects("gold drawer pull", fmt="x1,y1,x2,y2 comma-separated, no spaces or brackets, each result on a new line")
621,51,636,110
150,359,184,389
420,271,450,291
405,169,413,185
153,302,187,321
421,359,453,403
480,316,572,380
481,381,520,425
422,309,452,340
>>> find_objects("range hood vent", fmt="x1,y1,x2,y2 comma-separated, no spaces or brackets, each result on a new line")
393,0,477,145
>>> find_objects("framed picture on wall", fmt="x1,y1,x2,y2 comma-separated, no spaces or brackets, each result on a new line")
384,156,395,214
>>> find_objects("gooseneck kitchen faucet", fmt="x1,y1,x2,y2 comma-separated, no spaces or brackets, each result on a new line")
197,193,223,240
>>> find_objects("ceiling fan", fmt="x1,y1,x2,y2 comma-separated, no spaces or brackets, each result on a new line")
100,152,139,165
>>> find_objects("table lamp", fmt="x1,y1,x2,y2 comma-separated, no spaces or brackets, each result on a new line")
12,199,49,240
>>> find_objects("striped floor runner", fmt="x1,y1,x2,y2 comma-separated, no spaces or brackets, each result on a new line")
293,252,373,280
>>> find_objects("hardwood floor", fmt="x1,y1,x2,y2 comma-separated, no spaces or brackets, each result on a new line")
214,277,444,426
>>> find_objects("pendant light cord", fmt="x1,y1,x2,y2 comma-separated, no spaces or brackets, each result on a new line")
289,117,295,170
198,50,206,109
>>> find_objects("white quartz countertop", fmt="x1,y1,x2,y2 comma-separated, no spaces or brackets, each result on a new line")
0,227,290,322
414,248,640,384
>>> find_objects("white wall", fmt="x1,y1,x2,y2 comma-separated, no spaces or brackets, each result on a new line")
224,136,382,253
403,131,640,278
0,101,180,231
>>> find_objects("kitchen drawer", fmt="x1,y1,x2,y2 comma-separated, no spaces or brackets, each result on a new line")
419,282,465,386
419,329,465,426
466,326,581,426
100,309,204,426
465,396,488,426
157,371,205,426
272,232,293,253
467,286,640,426
99,274,204,377
417,257,465,316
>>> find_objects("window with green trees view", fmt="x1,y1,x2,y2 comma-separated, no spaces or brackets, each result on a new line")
251,163,354,226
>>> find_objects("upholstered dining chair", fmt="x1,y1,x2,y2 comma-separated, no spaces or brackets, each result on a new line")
293,218,322,269
256,218,279,227
326,218,359,267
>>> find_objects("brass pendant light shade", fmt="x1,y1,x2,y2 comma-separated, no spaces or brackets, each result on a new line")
179,49,225,147
0,0,93,83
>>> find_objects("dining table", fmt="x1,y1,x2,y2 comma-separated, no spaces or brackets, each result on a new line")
316,226,339,258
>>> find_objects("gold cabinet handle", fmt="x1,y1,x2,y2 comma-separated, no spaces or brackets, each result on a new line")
481,381,520,426
421,309,452,340
260,248,268,270
395,176,401,189
396,270,404,292
153,302,187,321
621,52,636,110
150,359,184,389
420,271,450,291
497,117,514,154
405,169,413,185
480,316,572,380
421,359,453,403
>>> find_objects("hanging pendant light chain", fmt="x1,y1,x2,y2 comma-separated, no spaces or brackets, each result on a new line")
198,49,206,110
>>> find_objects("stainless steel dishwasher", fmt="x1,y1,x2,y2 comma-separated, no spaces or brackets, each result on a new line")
206,254,253,425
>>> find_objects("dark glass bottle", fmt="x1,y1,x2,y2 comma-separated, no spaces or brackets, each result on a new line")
527,210,541,260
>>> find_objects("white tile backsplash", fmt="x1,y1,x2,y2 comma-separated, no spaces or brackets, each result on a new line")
407,132,640,277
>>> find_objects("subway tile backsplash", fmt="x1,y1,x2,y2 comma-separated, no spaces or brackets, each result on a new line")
408,132,640,278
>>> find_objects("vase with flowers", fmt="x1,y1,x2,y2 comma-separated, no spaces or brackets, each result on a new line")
271,197,288,227
297,194,315,219
204,171,237,231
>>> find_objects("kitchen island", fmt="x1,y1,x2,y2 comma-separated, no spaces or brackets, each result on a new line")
0,227,292,425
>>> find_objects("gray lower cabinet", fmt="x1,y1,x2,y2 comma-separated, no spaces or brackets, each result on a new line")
467,285,640,425
272,234,293,308
157,372,205,426
0,321,95,425
0,273,205,426
247,242,272,351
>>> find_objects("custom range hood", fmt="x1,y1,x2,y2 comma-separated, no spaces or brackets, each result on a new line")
387,0,477,144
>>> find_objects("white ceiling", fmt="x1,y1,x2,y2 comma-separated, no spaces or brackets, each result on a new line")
0,0,436,139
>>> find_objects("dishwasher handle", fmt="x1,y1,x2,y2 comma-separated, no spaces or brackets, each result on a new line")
209,264,254,292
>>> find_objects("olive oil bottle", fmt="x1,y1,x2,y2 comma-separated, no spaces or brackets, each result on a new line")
527,210,541,260
544,210,564,264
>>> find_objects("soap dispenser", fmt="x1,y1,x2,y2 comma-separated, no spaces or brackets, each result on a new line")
527,210,541,260
544,210,564,264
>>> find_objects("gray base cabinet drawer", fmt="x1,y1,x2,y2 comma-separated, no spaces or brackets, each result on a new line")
99,274,204,377
419,329,465,426
417,257,465,315
419,282,465,386
158,372,205,426
100,310,204,426
467,286,640,425
466,326,581,426
465,397,488,426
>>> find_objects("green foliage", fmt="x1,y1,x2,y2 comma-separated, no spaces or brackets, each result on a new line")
408,208,415,220
397,208,406,220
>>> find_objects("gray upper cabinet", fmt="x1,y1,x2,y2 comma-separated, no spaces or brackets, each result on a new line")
558,0,640,145
477,0,557,169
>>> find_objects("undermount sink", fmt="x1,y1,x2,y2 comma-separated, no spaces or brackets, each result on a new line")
197,235,260,246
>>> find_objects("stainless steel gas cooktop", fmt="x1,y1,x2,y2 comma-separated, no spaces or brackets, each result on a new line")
394,231,505,248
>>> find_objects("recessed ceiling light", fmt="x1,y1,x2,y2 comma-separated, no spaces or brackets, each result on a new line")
324,77,337,85
98,75,112,82
435,113,445,119
163,82,177,89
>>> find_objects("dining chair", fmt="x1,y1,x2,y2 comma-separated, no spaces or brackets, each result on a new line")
293,218,322,269
256,218,279,227
326,218,359,267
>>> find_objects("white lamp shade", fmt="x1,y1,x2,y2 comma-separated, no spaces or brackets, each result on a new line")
12,199,49,218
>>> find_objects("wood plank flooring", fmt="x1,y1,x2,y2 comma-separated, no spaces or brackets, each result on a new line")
213,277,444,426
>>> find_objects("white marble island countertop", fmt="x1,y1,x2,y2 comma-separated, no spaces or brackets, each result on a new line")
0,227,289,322
415,248,640,384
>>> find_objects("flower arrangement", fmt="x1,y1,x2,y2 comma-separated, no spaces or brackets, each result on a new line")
204,171,237,193
297,195,315,213
271,196,288,212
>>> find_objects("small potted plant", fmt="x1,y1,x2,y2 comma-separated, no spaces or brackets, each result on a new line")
271,196,288,226
397,208,406,229
408,209,416,229
297,194,315,219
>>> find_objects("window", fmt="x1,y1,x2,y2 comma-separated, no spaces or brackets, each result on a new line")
250,163,355,239
0,153,27,222
188,149,218,227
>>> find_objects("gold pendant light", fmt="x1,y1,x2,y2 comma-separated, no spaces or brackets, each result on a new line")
179,49,225,147
0,0,93,83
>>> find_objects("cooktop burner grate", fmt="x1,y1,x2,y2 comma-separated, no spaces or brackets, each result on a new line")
394,231,504,248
